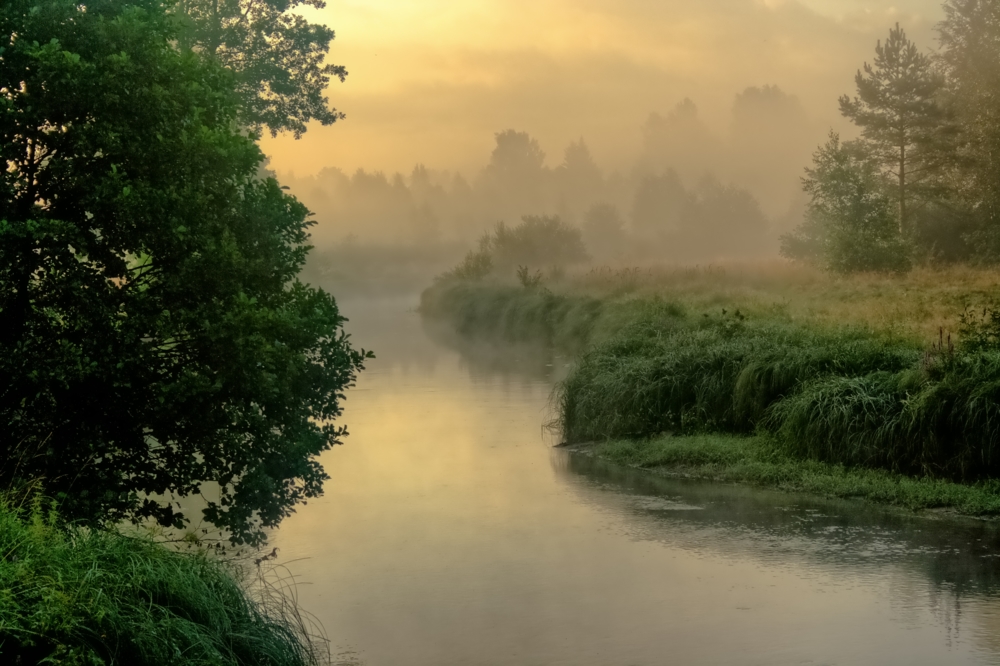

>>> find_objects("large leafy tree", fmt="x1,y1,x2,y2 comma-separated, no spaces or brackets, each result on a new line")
839,23,949,236
0,0,368,545
175,0,347,137
781,133,909,274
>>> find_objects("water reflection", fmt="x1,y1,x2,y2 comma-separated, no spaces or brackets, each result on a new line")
271,298,1000,666
559,453,1000,596
421,314,571,383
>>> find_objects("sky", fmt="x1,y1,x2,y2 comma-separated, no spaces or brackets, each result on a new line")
261,0,947,178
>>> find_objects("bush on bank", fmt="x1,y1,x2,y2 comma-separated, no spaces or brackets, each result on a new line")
0,500,321,666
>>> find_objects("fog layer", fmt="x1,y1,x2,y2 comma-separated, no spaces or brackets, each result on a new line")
270,1,948,276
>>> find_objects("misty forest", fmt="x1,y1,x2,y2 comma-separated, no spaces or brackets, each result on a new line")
10,0,1000,665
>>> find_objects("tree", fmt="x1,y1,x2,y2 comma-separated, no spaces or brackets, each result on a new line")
175,0,347,137
781,133,909,273
0,0,368,545
630,169,689,238
554,138,604,208
581,203,627,261
681,177,770,260
639,99,722,181
478,216,588,276
938,0,1000,257
483,130,546,184
480,129,549,217
839,23,948,236
729,85,814,215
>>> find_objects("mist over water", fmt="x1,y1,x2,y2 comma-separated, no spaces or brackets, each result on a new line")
272,297,1000,666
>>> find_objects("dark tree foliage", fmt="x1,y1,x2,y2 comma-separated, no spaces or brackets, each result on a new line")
938,0,1000,259
0,0,368,545
782,133,909,273
175,0,347,137
839,23,949,236
679,177,771,257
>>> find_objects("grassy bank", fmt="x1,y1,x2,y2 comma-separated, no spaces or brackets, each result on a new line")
0,500,322,666
573,435,1000,516
421,263,1000,502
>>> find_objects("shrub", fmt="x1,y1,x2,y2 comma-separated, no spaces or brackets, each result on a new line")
440,215,589,282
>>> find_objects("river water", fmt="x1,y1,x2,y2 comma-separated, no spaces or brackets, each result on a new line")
273,297,1000,666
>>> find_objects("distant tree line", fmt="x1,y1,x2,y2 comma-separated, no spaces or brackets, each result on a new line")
784,2,1000,273
289,112,794,265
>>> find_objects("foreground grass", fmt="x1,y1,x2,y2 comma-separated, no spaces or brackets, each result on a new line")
0,500,322,666
583,434,1000,516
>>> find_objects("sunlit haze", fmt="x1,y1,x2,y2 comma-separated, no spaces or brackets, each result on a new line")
263,0,944,177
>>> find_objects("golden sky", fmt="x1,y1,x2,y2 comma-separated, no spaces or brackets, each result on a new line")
262,0,945,178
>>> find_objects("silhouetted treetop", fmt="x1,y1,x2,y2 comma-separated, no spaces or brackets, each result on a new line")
176,0,347,137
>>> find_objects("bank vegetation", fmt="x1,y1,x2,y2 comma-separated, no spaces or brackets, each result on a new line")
421,262,1000,515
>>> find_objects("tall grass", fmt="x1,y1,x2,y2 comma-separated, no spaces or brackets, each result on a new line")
560,314,919,441
0,499,324,666
772,354,1000,480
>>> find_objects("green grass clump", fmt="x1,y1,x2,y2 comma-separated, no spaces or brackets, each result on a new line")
0,500,322,666
560,314,919,442
567,316,1000,482
592,435,1000,516
771,353,1000,480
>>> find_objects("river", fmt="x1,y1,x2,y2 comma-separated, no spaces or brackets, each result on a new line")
272,297,1000,666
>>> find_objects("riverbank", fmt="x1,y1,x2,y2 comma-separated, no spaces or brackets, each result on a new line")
566,435,1000,517
0,498,322,666
420,263,1000,515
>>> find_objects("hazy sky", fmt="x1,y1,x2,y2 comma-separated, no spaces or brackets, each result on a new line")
262,0,946,178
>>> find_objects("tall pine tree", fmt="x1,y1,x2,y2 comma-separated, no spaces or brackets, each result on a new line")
839,23,948,236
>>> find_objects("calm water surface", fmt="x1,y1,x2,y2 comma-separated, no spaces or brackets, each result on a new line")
273,298,1000,666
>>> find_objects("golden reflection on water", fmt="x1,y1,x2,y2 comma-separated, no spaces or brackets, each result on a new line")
272,301,1000,666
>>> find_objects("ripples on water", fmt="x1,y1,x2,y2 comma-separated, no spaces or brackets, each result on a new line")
272,297,1000,666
